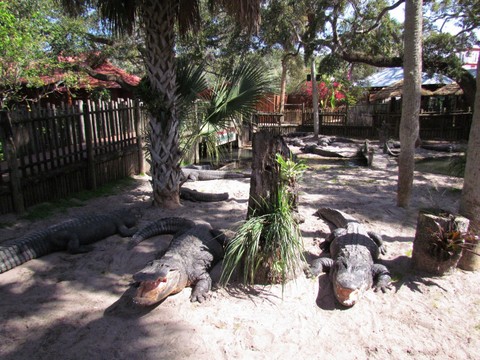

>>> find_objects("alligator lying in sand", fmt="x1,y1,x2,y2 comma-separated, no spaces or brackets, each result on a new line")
0,209,137,274
306,208,391,307
181,167,251,182
180,187,229,202
128,217,227,305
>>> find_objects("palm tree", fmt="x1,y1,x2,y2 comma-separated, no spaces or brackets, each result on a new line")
60,0,261,208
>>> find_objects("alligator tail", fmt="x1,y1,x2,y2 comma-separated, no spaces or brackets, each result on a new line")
128,217,197,249
0,232,53,274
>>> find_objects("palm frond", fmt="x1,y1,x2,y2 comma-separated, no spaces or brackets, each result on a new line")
59,0,138,35
176,59,208,116
203,62,272,129
211,0,261,33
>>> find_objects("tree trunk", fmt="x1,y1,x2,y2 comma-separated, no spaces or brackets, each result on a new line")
247,130,292,219
397,0,422,208
279,56,288,113
142,1,181,208
310,59,320,139
459,56,480,234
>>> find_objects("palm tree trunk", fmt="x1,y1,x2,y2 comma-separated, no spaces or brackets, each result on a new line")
397,0,422,208
142,0,181,208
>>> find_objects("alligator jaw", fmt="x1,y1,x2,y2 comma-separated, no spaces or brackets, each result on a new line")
334,284,361,307
133,277,170,306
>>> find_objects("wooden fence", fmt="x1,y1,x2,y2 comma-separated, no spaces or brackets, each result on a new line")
0,99,146,214
294,104,472,141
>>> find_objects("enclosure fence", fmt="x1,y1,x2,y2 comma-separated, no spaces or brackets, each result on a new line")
0,99,146,214
256,104,472,141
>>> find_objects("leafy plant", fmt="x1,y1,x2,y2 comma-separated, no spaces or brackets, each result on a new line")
221,188,304,286
429,216,480,261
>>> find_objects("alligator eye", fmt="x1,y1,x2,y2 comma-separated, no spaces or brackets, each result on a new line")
336,259,347,270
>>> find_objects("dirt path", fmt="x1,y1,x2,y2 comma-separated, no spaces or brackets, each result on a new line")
0,140,478,360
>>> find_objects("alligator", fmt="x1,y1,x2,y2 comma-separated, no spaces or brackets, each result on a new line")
180,187,229,202
306,208,391,307
0,209,137,274
128,217,227,305
181,167,250,182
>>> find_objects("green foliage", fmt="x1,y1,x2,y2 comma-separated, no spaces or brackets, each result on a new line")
221,154,306,286
276,153,307,187
0,1,51,107
178,60,272,163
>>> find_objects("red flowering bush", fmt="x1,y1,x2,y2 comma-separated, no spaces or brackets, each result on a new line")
295,80,347,109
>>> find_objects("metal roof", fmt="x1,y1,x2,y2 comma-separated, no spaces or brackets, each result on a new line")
359,67,455,88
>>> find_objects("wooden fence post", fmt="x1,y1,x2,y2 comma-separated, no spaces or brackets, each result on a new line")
134,99,145,174
83,102,97,190
0,111,25,213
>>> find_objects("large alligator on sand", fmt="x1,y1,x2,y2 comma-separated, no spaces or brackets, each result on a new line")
306,208,391,307
0,210,137,274
128,217,227,305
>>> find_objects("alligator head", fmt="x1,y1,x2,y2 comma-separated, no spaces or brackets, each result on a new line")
331,256,373,307
132,256,188,306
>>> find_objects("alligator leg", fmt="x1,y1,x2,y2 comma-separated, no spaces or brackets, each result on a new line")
367,231,387,255
305,257,334,278
372,263,391,292
50,232,93,254
320,228,346,252
117,224,138,237
190,273,213,303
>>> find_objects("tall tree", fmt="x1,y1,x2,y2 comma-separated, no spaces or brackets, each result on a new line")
459,56,480,232
397,0,422,208
260,0,304,113
60,0,261,209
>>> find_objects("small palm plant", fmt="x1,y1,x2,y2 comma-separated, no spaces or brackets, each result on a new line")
177,60,272,164
138,58,271,165
220,154,307,286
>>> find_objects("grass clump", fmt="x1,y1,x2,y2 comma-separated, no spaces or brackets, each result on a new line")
221,154,306,287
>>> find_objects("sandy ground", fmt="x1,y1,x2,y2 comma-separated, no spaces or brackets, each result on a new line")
0,139,479,360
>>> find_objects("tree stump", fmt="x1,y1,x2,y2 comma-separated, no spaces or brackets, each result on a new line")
457,236,480,271
412,209,469,275
245,130,302,284
247,130,292,218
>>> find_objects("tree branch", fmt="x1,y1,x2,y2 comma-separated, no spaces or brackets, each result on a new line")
355,0,405,35
76,64,138,93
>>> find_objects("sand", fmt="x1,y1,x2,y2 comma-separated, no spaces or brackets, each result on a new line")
0,139,479,360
